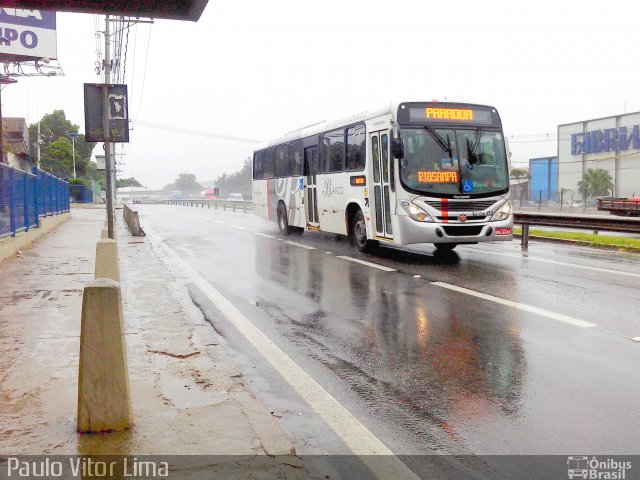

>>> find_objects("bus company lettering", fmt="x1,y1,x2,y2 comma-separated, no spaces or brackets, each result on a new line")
571,125,640,155
426,108,473,121
472,179,502,189
417,171,459,183
325,111,367,130
322,179,344,197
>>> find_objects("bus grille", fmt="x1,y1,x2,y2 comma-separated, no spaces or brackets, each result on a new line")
425,200,496,212
442,225,484,236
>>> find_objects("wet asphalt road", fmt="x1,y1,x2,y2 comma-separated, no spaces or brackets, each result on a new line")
135,204,640,460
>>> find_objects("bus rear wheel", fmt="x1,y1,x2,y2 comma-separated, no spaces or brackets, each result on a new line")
434,243,457,251
277,204,293,235
351,210,377,252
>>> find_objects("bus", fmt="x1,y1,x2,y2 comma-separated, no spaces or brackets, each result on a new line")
252,101,513,251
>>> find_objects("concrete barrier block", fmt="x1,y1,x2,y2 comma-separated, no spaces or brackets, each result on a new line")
77,278,132,433
95,239,120,282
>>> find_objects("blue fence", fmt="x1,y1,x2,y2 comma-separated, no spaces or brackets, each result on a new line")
0,163,70,239
70,183,93,203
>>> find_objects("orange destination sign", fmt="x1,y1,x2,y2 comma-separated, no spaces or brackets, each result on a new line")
425,108,474,121
417,171,459,183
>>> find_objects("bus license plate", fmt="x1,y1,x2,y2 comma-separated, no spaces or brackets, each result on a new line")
495,227,512,236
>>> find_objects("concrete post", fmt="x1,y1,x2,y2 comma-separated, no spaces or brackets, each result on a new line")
95,238,120,281
77,278,132,433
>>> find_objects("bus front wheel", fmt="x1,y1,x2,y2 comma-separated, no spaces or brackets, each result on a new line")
277,204,292,235
351,210,377,252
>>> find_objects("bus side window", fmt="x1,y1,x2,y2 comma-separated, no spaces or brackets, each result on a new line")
275,144,288,177
253,151,263,180
322,129,345,173
288,140,303,176
263,148,275,179
346,124,366,171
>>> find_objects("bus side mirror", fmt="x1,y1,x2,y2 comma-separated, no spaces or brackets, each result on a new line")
391,138,404,159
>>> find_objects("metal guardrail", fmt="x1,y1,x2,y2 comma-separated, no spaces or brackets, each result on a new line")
164,199,253,213
0,164,70,239
514,211,640,250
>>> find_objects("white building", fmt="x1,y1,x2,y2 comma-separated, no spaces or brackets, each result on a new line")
558,111,640,198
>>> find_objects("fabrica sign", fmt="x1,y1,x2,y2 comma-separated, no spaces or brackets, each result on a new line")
0,8,56,60
571,125,640,155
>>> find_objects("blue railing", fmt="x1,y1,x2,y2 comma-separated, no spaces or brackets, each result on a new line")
70,183,94,203
0,164,70,239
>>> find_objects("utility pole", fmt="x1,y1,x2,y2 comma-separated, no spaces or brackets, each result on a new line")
103,14,115,239
36,121,41,169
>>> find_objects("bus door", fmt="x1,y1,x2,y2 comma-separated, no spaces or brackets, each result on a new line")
304,146,319,228
369,130,394,240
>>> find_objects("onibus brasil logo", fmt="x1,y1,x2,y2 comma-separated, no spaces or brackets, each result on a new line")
567,456,632,479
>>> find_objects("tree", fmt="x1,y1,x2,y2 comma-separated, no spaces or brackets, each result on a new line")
41,137,73,178
577,168,614,199
173,173,203,196
213,158,252,198
28,110,96,179
117,177,144,188
510,167,530,183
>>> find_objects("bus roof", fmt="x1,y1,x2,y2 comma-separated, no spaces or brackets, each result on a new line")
253,100,497,152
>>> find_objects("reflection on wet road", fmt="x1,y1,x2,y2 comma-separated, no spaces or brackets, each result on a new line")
138,205,640,456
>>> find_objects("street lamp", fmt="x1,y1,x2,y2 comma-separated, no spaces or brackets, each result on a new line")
65,132,80,178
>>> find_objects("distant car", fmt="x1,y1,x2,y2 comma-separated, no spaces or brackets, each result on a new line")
226,193,244,201
133,199,143,204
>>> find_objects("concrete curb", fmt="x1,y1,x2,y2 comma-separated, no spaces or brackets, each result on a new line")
0,213,70,263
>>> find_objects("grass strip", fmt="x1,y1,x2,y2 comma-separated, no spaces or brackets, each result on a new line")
513,227,640,249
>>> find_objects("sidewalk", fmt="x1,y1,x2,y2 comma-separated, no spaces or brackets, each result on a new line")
0,208,306,478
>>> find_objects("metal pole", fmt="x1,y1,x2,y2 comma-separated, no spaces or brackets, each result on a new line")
72,135,76,178
36,121,41,169
103,14,115,239
521,224,529,251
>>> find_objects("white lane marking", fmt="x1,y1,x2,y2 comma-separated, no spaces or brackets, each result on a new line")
232,225,247,230
464,246,640,279
284,240,316,250
431,281,596,329
154,239,420,480
255,233,276,239
632,337,640,342
212,220,224,225
337,256,397,272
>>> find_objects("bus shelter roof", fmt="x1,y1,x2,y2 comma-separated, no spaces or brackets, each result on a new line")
2,0,209,21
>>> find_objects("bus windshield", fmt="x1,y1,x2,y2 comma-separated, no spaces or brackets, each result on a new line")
399,127,509,196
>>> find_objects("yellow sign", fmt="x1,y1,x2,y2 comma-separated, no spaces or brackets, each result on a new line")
417,171,459,183
425,108,474,121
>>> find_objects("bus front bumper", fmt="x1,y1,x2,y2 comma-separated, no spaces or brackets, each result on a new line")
395,215,514,245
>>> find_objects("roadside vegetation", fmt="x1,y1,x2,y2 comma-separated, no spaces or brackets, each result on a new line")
514,227,640,250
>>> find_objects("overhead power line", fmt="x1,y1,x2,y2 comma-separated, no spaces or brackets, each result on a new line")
133,120,263,143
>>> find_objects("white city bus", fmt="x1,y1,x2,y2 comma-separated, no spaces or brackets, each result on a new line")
252,101,513,251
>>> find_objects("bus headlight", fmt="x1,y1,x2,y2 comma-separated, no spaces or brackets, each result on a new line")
401,201,433,222
491,200,512,221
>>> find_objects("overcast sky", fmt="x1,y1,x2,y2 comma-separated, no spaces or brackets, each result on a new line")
4,0,640,189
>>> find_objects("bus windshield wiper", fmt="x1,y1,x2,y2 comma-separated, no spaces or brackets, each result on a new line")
466,128,483,164
424,125,452,155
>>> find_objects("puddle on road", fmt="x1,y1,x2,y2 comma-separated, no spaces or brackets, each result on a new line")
160,376,228,409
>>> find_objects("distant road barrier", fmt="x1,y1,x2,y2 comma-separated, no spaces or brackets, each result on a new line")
514,211,640,249
164,199,253,213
